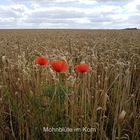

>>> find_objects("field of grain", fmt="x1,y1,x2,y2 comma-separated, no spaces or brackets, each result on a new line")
0,29,140,140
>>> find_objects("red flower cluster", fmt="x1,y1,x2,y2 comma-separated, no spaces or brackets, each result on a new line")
35,56,89,73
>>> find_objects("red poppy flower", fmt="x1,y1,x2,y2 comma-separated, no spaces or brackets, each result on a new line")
75,64,89,73
51,60,69,73
35,56,49,65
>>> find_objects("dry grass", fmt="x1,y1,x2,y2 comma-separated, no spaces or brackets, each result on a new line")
0,29,140,140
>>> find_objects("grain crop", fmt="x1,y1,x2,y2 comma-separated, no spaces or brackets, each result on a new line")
0,29,140,140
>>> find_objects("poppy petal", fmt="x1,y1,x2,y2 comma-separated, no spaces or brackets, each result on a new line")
35,57,49,66
51,60,68,73
75,64,89,73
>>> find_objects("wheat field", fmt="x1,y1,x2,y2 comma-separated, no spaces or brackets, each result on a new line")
0,29,140,140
